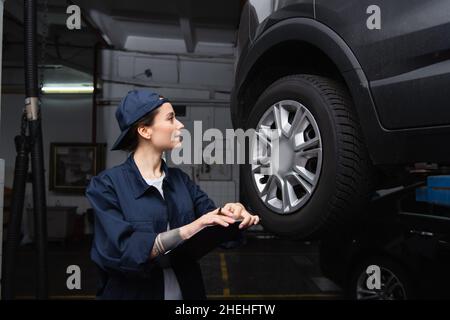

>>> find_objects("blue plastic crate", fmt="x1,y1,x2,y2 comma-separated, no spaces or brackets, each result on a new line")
416,175,450,207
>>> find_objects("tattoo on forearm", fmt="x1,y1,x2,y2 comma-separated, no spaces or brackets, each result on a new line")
151,228,184,258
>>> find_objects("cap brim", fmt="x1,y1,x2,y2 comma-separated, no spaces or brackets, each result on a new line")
111,97,169,151
110,127,131,151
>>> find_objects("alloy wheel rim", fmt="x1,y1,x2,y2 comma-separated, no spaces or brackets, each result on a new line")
251,100,323,214
356,266,407,300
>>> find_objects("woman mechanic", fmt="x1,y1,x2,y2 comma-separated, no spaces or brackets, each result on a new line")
85,89,260,300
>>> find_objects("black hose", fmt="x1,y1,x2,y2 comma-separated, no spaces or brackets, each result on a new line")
28,119,49,299
1,135,30,300
24,0,49,299
2,0,48,300
24,0,38,98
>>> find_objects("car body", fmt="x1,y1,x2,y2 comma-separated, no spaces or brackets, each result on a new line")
231,0,450,238
232,0,450,165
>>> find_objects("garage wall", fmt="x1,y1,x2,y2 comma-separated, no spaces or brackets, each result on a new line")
0,48,239,238
100,49,235,165
100,49,239,207
102,49,234,92
0,93,94,215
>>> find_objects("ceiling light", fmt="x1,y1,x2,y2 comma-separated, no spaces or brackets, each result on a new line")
41,84,94,94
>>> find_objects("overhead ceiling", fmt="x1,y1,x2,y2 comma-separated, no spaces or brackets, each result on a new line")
2,0,243,85
3,0,100,78
75,0,242,55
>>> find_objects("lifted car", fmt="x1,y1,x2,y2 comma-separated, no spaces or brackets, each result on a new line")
231,0,450,239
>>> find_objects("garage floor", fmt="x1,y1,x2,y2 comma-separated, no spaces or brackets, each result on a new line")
9,232,342,300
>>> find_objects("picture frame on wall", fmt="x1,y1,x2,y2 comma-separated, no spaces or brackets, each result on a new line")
49,143,107,193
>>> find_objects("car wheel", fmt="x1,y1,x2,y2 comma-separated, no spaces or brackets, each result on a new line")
242,74,373,238
349,256,414,300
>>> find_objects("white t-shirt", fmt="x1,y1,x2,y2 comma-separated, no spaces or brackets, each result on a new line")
144,171,183,300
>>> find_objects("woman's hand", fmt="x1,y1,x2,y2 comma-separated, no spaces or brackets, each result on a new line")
221,202,260,229
198,207,237,228
180,208,236,241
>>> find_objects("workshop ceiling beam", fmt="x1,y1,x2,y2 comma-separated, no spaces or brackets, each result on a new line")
110,9,178,25
179,17,196,53
176,0,196,53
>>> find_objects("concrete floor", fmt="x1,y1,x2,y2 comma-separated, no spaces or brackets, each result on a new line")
8,233,342,300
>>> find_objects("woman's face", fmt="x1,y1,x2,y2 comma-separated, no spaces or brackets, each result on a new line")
139,102,184,151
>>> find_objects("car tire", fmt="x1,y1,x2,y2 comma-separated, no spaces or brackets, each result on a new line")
242,74,373,239
348,256,414,300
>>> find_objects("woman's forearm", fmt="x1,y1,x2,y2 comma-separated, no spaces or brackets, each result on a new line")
150,219,204,259
179,219,205,240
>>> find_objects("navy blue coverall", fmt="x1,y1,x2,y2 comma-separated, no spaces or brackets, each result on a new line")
85,153,217,299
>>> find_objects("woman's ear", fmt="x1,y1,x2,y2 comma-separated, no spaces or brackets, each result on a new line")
137,126,152,140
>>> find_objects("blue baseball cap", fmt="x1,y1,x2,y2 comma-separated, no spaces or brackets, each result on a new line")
111,89,169,151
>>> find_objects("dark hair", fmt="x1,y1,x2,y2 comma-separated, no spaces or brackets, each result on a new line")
120,108,160,153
